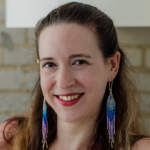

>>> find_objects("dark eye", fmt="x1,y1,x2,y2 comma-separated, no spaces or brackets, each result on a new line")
73,60,87,65
43,62,56,68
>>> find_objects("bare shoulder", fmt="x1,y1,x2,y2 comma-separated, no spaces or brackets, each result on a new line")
0,121,18,149
132,137,150,150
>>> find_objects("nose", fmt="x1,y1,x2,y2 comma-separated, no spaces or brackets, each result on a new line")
56,66,75,89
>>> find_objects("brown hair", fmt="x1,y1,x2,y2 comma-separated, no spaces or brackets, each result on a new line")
4,2,150,150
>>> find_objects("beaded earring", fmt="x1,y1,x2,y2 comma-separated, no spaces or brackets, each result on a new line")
106,81,116,148
42,98,48,150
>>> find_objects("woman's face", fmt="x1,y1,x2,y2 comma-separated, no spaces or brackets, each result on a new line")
38,23,112,123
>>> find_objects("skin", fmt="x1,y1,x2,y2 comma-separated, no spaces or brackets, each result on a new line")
132,138,150,150
0,121,18,149
0,24,150,150
0,22,149,150
37,23,120,150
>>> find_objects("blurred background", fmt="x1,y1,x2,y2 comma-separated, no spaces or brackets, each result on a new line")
0,0,150,127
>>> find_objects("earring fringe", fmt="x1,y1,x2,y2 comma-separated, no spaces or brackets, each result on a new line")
106,81,116,148
42,98,48,150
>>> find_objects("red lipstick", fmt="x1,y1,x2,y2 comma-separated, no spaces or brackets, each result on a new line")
55,93,84,106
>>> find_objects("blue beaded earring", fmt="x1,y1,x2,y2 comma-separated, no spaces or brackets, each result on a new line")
106,81,116,148
42,98,48,150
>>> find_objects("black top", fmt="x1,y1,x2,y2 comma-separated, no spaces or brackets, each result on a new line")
130,135,149,147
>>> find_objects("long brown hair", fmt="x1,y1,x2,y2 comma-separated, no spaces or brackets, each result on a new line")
4,2,149,150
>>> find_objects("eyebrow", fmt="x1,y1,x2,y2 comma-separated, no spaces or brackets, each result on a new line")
40,54,92,61
40,57,54,61
69,54,91,59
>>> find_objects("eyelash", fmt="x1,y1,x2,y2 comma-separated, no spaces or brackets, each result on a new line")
43,62,56,68
73,60,88,65
43,60,88,68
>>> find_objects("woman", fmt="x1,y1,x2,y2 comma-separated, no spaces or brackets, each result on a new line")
0,2,150,150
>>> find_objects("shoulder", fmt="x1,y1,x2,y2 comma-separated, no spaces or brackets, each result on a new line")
132,137,150,150
0,120,18,149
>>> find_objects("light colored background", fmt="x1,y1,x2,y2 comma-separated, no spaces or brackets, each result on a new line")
6,0,150,27
0,0,150,125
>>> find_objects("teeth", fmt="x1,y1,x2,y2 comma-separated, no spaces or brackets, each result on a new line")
64,96,67,101
59,94,82,101
68,96,71,100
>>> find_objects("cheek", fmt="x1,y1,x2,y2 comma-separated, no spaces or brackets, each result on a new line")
78,66,108,88
79,66,108,106
40,72,54,95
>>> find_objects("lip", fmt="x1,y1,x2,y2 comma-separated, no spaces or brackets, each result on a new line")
55,93,84,106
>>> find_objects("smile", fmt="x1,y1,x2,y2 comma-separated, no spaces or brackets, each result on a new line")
55,93,84,106
58,94,82,101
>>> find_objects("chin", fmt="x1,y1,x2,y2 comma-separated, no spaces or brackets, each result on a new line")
57,110,84,123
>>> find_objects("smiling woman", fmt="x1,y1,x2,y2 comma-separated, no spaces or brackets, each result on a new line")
38,23,116,125
0,2,150,150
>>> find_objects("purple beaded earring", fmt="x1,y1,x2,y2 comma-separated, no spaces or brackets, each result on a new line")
106,81,116,148
42,98,48,150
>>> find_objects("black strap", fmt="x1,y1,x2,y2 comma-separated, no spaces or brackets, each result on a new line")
130,135,149,147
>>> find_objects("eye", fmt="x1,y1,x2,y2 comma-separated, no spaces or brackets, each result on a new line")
73,60,87,65
43,62,56,68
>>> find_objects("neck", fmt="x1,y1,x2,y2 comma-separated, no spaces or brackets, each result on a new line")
53,117,97,150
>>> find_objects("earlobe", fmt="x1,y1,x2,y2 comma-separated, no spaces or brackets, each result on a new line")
37,59,39,64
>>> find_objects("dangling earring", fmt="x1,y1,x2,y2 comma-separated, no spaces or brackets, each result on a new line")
42,98,48,150
106,81,116,148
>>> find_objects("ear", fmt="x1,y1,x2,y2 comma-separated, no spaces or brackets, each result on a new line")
107,51,121,82
37,59,39,64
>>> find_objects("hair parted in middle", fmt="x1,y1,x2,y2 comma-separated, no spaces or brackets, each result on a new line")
5,2,149,150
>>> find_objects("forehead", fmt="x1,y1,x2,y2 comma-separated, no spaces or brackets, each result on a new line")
38,23,100,57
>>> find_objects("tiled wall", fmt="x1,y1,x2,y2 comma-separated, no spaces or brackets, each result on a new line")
0,0,150,123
